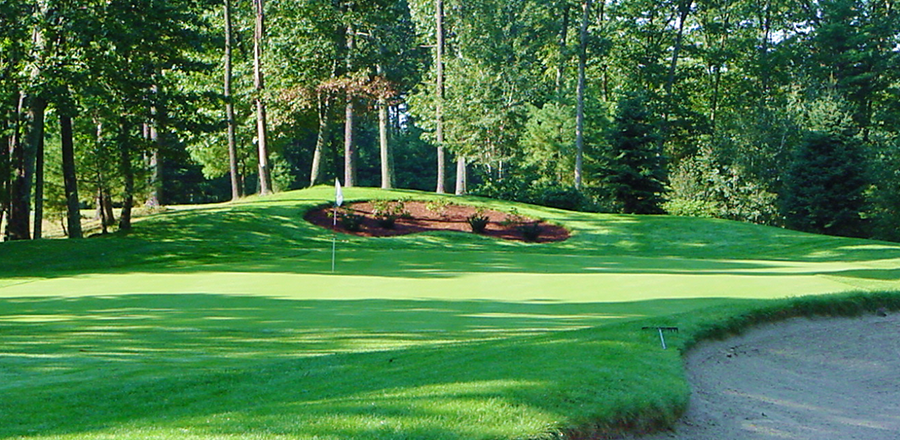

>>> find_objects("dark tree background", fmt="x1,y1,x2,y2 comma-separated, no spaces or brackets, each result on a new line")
2,0,900,242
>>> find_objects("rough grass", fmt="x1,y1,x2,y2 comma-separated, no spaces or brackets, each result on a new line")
2,186,900,439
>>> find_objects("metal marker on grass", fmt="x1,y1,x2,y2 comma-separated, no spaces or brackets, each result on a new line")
643,326,679,349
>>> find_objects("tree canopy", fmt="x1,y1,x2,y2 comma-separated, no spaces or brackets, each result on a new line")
2,0,900,241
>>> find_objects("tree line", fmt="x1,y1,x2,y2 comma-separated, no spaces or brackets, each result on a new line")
2,0,899,242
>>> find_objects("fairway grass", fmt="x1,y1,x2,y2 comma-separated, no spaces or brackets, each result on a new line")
3,186,900,439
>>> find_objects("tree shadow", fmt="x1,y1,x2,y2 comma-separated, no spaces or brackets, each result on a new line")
4,203,900,282
0,293,735,439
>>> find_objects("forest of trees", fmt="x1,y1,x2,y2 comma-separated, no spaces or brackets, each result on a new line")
2,0,900,241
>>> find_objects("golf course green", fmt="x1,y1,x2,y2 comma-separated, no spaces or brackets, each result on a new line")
3,186,900,439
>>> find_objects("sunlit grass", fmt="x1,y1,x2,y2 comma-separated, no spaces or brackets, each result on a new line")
2,186,900,439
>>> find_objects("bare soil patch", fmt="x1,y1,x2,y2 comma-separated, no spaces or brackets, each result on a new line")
305,200,569,243
634,313,900,440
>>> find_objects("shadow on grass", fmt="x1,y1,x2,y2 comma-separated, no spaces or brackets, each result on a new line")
0,294,745,439
3,201,900,282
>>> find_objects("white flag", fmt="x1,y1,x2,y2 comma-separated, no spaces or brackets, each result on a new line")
335,178,344,207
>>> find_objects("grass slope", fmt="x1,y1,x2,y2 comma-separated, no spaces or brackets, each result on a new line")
2,186,900,439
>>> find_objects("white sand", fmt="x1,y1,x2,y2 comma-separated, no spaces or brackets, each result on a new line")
635,314,900,440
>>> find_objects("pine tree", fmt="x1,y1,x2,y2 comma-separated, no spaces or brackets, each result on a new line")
781,100,870,237
599,93,668,214
781,99,868,236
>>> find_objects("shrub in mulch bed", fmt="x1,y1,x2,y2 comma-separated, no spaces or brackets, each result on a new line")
305,200,569,243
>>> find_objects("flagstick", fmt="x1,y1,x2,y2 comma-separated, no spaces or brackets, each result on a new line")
332,178,343,273
331,204,337,273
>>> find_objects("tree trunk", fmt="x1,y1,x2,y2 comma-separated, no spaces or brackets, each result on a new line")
709,12,730,132
253,0,272,195
574,0,591,190
556,1,571,102
96,186,107,234
454,155,466,195
665,0,692,96
758,0,772,103
118,121,134,231
147,103,163,207
225,0,241,200
379,101,392,189
59,112,82,238
377,66,392,189
8,95,46,241
1,126,12,240
343,23,356,188
344,94,355,187
435,0,446,194
310,93,330,187
33,111,45,239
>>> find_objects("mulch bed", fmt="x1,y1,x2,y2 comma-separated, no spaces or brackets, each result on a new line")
305,200,569,243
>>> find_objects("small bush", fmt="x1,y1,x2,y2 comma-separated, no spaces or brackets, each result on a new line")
467,208,490,233
518,222,543,241
501,208,526,227
339,211,364,232
425,199,453,218
372,200,409,229
662,198,718,218
534,185,588,211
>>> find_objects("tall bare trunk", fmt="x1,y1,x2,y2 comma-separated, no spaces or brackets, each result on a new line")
666,0,691,96
454,156,466,195
59,112,82,238
344,94,355,187
253,0,271,195
225,0,241,200
310,93,330,187
93,121,113,233
377,65,392,189
757,0,772,104
147,91,163,207
96,187,107,234
32,111,45,239
574,0,591,189
1,123,11,240
556,1,571,102
379,102,392,189
343,23,356,188
118,121,134,231
8,95,45,240
435,0,446,194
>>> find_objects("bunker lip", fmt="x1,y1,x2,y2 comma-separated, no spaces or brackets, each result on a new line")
305,200,570,243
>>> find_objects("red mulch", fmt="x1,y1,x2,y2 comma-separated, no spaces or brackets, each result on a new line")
305,200,569,243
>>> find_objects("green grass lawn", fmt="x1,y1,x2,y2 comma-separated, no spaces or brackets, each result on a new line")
3,186,900,439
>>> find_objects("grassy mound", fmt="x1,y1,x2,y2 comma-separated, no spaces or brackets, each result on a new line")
2,186,900,439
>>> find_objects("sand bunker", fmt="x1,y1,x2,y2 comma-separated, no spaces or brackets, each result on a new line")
635,314,900,440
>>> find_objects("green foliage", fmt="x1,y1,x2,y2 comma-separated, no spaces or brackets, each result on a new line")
781,99,870,237
517,221,542,241
662,197,718,218
372,199,409,229
466,206,490,233
597,93,668,214
425,198,453,217
665,148,779,225
520,102,576,185
868,137,900,241
474,177,594,212
338,209,364,231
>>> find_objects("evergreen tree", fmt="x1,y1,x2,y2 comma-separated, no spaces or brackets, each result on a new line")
598,93,667,214
781,99,870,237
